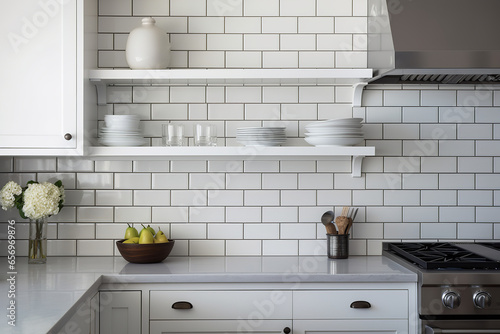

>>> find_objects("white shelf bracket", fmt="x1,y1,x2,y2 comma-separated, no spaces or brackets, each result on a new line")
93,81,107,106
352,82,367,107
351,156,364,178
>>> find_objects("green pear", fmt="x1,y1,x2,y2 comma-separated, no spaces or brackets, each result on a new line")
155,234,169,243
139,229,154,244
156,227,165,237
139,224,149,237
146,224,156,235
124,223,139,239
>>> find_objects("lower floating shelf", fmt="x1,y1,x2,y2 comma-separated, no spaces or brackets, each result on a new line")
86,146,375,177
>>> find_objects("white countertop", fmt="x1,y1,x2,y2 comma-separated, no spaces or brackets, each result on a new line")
0,256,417,333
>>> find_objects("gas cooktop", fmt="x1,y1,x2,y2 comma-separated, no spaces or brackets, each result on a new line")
384,242,500,270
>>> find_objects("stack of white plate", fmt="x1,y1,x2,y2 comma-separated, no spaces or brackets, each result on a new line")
236,127,286,146
305,118,364,146
99,115,147,146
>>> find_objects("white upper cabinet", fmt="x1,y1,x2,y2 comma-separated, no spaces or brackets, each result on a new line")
0,0,96,155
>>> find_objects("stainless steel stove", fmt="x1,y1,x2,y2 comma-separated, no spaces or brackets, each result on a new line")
383,242,500,334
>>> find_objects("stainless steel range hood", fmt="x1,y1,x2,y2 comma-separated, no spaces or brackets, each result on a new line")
368,0,500,84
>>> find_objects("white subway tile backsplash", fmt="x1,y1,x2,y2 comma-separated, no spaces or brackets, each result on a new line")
208,224,243,239
262,87,298,103
317,0,352,16
207,0,242,16
263,240,298,256
96,190,133,206
317,190,352,206
133,0,169,16
299,87,334,103
477,207,500,222
262,17,297,33
226,51,262,68
352,190,383,205
317,34,353,51
280,223,316,239
458,157,493,173
100,0,131,15
170,0,206,16
244,190,280,206
171,223,207,239
153,207,189,222
403,207,438,222
384,124,419,139
458,190,493,206
225,17,261,33
383,223,420,239
226,240,262,256
458,124,492,139
263,51,299,68
227,207,261,222
420,124,456,140
115,173,151,189
421,157,457,173
77,173,114,189
421,223,456,239
281,190,316,206
134,190,171,206
439,207,475,223
439,174,474,189
421,190,457,206
189,51,225,68
281,0,315,16
77,240,114,256
366,107,401,123
281,34,316,50
476,141,500,156
208,190,244,206
115,207,152,222
298,17,334,33
189,17,224,33
299,52,335,68
457,90,493,107
439,107,474,123
244,0,279,16
458,223,493,239
77,207,113,222
207,34,243,50
190,207,225,222
58,223,95,239
298,174,333,189
384,190,420,206
422,91,457,107
262,207,298,223
384,90,420,107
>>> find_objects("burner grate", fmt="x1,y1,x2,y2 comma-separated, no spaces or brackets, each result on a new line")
386,243,500,270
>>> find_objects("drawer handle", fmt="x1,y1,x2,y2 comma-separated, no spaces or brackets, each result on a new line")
350,300,371,309
172,301,193,309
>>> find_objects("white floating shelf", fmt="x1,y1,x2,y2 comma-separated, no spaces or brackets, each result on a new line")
89,68,373,105
86,146,375,177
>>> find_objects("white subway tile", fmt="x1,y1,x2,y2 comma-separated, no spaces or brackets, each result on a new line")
171,223,206,239
280,0,315,16
280,223,315,239
189,17,224,34
299,87,334,103
352,222,384,238
170,0,206,16
100,0,131,15
152,104,188,121
476,141,500,156
208,224,243,239
281,104,316,120
96,223,127,239
226,240,262,256
299,52,335,68
317,0,352,16
475,107,500,123
384,90,420,106
495,224,500,239
439,207,475,223
77,207,113,222
353,0,367,16
280,161,316,172
457,90,492,107
365,107,401,123
115,207,151,222
133,86,169,103
421,190,456,206
261,173,296,189
226,173,261,189
134,190,170,206
262,17,297,33
367,140,402,156
298,174,333,189
207,34,242,51
77,173,113,189
317,190,352,206
133,0,169,16
244,160,279,172
225,17,261,33
384,190,420,206
439,174,474,189
421,91,457,106
420,124,456,140
170,87,206,103
383,156,420,173
189,173,225,189
98,33,113,50
114,173,151,189
476,207,500,222
170,51,189,68
263,51,298,68
336,17,367,33
244,0,279,16
334,173,365,189
477,174,500,190
458,223,493,239
57,158,94,172
439,107,474,123
262,207,298,223
58,223,95,239
281,190,316,206
317,34,352,51
458,190,493,206
366,207,402,222
152,173,188,189
96,190,132,206
244,34,279,50
384,124,419,139
208,190,243,206
263,87,298,103
421,223,457,239
366,173,401,189
281,34,316,50
245,104,280,119
207,0,242,16
401,174,436,190
402,107,438,123
170,160,207,172
64,190,95,206
458,157,493,173
98,50,127,68
352,190,383,205
298,206,333,222
48,240,76,257
77,240,114,256
335,51,367,68
421,157,457,173
95,161,133,173
458,124,492,139
171,34,206,51
227,207,261,222
263,240,298,256
244,190,280,206
15,158,56,172
171,190,206,206
298,17,334,33
208,103,244,120
244,223,279,239
189,51,225,68
190,207,225,222
383,223,420,239
403,207,438,222
226,51,262,68
152,207,189,223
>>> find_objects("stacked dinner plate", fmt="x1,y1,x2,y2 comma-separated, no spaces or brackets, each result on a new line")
99,115,147,147
236,127,286,146
305,118,364,146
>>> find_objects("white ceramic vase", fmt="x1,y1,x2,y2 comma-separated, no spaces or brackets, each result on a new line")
125,17,171,69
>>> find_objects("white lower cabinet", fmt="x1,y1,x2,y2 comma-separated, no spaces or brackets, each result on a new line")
149,290,293,334
99,290,142,334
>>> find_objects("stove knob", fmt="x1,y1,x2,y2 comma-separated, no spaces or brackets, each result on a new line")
442,291,461,309
473,291,492,309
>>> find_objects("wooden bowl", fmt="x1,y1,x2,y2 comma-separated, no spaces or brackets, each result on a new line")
116,239,175,263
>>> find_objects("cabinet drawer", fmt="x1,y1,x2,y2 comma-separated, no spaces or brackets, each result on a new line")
150,290,292,320
293,290,408,320
150,320,291,334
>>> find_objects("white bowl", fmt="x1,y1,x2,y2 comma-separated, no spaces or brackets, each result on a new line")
304,136,364,146
105,115,140,130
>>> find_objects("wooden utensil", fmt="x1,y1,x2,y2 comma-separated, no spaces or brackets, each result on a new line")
321,210,337,234
335,216,352,235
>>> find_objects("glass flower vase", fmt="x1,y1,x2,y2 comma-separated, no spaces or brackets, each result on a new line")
28,217,47,264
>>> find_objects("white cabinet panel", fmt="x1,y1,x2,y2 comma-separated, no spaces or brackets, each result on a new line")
150,320,291,334
100,291,141,334
293,319,408,334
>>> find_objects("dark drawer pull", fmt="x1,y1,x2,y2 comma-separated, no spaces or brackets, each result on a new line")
172,301,193,309
350,300,371,309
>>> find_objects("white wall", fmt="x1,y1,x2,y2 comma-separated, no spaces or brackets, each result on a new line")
1,0,499,257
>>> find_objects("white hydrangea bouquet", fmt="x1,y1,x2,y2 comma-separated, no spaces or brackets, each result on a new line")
1,180,64,263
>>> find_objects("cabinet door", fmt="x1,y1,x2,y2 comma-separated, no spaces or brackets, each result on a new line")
90,292,99,334
100,291,141,334
0,0,77,150
293,319,408,334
